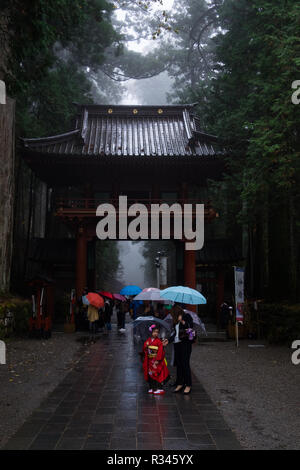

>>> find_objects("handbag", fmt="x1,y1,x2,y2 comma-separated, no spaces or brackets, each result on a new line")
179,327,197,342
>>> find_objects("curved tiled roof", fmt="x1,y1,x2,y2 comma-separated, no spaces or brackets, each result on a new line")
21,104,224,158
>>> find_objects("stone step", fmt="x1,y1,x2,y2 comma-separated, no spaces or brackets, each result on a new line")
198,330,228,342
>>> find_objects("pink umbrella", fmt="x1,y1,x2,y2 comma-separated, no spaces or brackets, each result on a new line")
113,293,126,301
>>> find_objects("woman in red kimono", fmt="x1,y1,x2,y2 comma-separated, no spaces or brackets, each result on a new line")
142,324,169,395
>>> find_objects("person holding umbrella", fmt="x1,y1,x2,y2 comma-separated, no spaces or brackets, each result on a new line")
104,298,112,333
117,300,127,332
161,286,207,395
84,292,104,340
163,307,194,395
87,304,99,340
120,286,142,321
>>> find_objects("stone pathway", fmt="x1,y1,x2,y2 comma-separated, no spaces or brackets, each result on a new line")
4,326,242,450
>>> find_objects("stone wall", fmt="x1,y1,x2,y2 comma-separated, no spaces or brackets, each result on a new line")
0,97,15,292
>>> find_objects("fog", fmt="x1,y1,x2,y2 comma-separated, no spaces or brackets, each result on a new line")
104,0,181,289
118,241,147,289
120,71,173,106
114,4,176,288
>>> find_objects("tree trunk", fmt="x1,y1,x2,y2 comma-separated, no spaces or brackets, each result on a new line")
0,97,15,292
261,191,269,298
288,191,298,301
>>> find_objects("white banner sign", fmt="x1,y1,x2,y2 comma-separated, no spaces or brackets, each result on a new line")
234,267,245,322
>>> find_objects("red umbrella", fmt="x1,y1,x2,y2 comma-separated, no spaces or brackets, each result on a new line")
113,293,126,301
98,291,114,300
86,292,104,309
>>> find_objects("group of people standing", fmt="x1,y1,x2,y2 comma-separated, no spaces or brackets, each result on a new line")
142,303,194,396
78,295,167,336
76,291,123,336
85,298,113,336
132,300,171,321
78,291,195,396
86,297,131,335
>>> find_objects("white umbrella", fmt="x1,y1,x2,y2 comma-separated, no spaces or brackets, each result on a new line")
133,287,173,304
184,309,207,336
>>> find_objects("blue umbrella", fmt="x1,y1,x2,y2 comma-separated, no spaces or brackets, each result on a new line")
160,286,207,305
120,285,142,296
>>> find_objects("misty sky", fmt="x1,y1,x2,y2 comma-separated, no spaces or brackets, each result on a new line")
118,241,147,288
114,1,175,285
115,0,175,106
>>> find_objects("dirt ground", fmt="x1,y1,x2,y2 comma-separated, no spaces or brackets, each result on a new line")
191,339,300,450
0,332,85,448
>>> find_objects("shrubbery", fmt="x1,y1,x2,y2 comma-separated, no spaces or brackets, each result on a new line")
259,303,300,344
0,298,31,339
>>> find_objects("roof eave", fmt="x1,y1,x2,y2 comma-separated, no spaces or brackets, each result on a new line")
20,129,82,147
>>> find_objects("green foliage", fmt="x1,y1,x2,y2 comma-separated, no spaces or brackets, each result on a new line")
259,303,300,344
95,241,122,290
164,0,219,98
17,63,94,137
1,0,121,136
188,0,299,216
2,0,117,94
0,299,31,339
113,0,175,40
118,0,218,94
170,0,300,300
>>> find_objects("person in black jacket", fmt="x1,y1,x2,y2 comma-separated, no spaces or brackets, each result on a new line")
163,306,194,395
104,299,112,332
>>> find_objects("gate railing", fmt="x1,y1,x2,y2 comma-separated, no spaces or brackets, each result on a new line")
54,197,217,221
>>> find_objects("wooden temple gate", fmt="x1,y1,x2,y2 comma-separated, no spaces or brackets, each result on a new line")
21,103,229,314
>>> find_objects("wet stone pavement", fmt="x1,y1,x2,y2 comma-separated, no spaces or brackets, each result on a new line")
4,326,242,450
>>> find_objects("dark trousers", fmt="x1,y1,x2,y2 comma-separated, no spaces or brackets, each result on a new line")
89,321,97,335
117,311,125,329
174,341,192,387
148,376,160,391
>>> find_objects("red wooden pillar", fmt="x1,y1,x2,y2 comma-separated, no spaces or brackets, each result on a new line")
184,247,196,312
46,284,54,330
76,225,87,298
35,288,42,330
